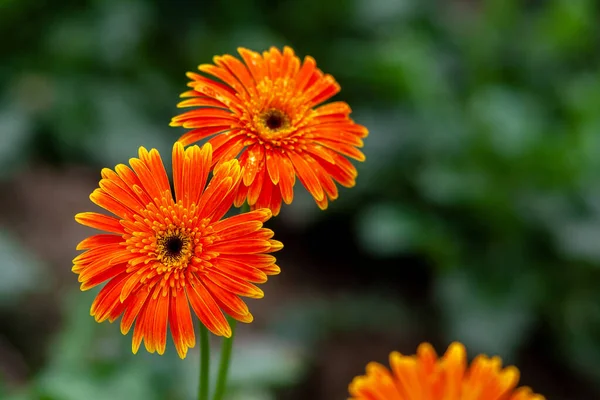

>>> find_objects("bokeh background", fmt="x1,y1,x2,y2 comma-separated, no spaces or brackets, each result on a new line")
1,0,600,399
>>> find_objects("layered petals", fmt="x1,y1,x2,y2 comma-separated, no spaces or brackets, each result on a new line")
171,46,368,215
73,142,281,359
348,342,545,400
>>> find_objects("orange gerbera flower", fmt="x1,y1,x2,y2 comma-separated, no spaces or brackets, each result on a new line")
170,46,368,215
348,342,545,400
73,142,282,359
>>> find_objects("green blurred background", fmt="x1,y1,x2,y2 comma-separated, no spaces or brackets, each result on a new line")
1,0,600,398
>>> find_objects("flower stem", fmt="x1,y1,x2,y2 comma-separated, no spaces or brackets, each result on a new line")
212,318,237,400
198,323,210,400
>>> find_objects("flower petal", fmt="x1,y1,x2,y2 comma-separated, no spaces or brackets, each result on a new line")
75,212,123,234
186,274,231,337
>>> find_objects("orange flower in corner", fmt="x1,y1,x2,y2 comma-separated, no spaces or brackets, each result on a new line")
73,142,282,359
170,46,368,215
348,342,545,400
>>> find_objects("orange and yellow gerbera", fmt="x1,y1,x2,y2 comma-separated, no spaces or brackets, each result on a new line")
73,142,282,359
170,46,368,215
348,342,545,400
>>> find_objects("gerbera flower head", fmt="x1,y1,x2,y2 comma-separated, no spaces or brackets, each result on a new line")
73,142,282,359
170,46,368,215
348,342,545,400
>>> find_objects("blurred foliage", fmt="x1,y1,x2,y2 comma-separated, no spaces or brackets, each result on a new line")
1,0,600,398
346,0,600,385
0,229,45,305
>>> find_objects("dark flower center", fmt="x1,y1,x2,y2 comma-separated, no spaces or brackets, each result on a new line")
266,113,284,130
156,230,193,269
165,236,184,256
260,109,290,133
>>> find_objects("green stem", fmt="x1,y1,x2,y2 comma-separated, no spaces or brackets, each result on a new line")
198,323,210,400
212,318,237,400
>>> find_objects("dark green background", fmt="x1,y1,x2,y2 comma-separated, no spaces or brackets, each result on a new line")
1,0,599,399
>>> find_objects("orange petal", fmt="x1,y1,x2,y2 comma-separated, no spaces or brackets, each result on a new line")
77,255,127,283
131,300,148,354
129,155,166,205
206,270,264,299
209,238,273,254
281,46,300,79
75,212,123,234
240,144,265,187
177,126,228,146
213,220,263,240
198,62,246,96
90,272,129,321
187,74,240,108
233,181,249,207
114,164,154,206
311,150,357,187
90,189,133,218
268,190,283,216
213,208,271,231
99,176,146,212
176,96,229,109
247,164,265,206
169,288,196,359
265,151,280,184
80,264,126,291
389,354,421,399
76,234,121,250
238,47,268,85
212,258,267,283
177,143,212,207
73,243,122,264
203,278,253,323
295,55,318,92
153,293,170,355
172,107,236,124
254,170,273,211
416,342,438,374
121,284,153,335
316,139,366,161
307,74,341,106
196,160,241,220
138,148,171,195
210,131,247,162
276,152,295,204
228,253,277,269
181,117,234,130
441,342,467,400
314,101,351,117
186,275,231,337
288,151,324,202
215,54,257,98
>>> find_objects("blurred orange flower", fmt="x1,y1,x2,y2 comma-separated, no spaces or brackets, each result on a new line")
73,142,282,359
170,46,368,215
348,342,545,400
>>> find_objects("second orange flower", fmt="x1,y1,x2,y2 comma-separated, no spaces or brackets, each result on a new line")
349,342,545,400
170,46,368,215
